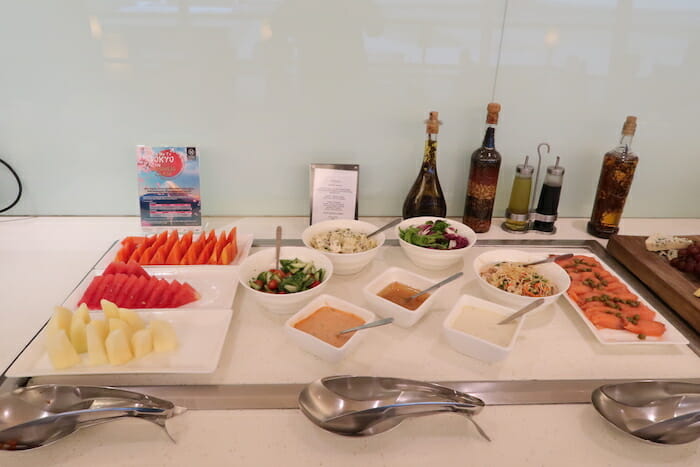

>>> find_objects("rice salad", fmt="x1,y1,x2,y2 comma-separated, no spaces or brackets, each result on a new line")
309,228,377,254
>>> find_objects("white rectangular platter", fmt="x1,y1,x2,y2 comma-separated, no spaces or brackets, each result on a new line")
5,308,233,376
561,253,689,345
94,232,254,270
62,266,240,310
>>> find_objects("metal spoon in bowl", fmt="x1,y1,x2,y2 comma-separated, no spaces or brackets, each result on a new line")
522,253,573,267
497,298,545,325
337,317,394,336
405,271,464,301
275,225,282,270
366,218,402,238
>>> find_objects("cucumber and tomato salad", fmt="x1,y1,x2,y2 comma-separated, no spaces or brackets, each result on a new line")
249,258,325,294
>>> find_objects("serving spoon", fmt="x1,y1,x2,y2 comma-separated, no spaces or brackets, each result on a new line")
522,253,573,267
366,218,402,238
274,225,282,270
298,376,490,440
0,385,186,451
406,271,464,301
497,298,545,325
337,317,394,336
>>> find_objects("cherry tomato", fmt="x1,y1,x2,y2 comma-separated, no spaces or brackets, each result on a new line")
267,279,279,290
310,280,321,288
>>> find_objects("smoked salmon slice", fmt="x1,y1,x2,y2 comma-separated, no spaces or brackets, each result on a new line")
556,254,666,339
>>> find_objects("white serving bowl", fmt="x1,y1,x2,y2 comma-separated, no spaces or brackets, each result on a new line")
362,266,441,328
472,249,571,308
284,294,376,362
238,246,333,314
301,219,385,275
396,216,477,270
442,294,526,362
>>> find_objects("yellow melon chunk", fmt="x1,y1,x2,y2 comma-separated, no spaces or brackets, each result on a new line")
119,308,146,331
150,320,178,352
86,321,109,366
73,303,91,324
46,306,73,338
109,318,133,342
131,328,153,359
101,299,120,320
70,317,88,353
105,329,133,365
90,319,108,341
47,330,81,369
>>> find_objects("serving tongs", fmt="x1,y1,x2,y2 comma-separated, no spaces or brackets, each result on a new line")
591,381,700,445
298,376,489,440
0,385,186,450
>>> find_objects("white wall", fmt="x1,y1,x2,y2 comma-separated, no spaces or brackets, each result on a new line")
0,0,698,218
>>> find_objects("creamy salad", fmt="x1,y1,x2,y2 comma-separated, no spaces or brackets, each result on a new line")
309,228,377,254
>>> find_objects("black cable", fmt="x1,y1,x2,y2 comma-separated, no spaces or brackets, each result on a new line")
0,157,22,213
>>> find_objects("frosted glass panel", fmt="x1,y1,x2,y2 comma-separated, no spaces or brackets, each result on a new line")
0,0,698,218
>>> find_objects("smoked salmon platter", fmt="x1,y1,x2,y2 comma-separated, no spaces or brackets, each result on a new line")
556,253,688,345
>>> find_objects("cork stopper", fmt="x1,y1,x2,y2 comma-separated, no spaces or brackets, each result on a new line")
621,115,637,136
425,111,441,134
486,102,501,124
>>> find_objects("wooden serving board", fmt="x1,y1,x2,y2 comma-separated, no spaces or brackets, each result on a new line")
607,235,700,333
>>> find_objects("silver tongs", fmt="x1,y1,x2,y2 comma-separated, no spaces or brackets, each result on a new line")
0,385,186,450
298,375,490,441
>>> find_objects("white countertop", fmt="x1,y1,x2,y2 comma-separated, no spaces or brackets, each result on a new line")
1,216,699,466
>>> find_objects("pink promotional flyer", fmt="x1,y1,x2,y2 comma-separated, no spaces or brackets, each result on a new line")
136,145,201,229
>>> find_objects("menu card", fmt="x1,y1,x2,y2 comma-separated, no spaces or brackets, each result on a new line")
309,164,359,224
136,145,202,229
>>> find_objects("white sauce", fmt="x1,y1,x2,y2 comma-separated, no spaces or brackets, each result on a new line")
451,306,518,347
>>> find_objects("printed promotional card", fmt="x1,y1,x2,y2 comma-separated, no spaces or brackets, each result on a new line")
136,146,202,229
309,163,359,224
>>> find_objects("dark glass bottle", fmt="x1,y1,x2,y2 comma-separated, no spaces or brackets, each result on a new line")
462,103,502,233
402,111,447,219
587,116,639,238
532,160,565,233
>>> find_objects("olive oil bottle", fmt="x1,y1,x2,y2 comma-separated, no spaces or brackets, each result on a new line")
402,111,447,219
587,116,639,238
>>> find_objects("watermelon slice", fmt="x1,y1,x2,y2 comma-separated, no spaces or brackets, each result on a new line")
77,262,198,310
89,275,114,309
78,275,102,308
124,260,150,278
103,262,123,276
171,282,199,307
147,279,170,308
159,280,181,308
139,277,161,308
103,273,129,303
129,276,151,309
113,274,139,306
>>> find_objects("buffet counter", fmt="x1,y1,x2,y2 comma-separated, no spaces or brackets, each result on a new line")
1,216,699,466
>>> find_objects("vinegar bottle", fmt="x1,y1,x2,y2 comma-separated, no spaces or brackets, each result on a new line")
462,103,502,232
587,116,639,238
402,111,447,219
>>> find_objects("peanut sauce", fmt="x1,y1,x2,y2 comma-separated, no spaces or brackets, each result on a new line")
294,306,365,348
